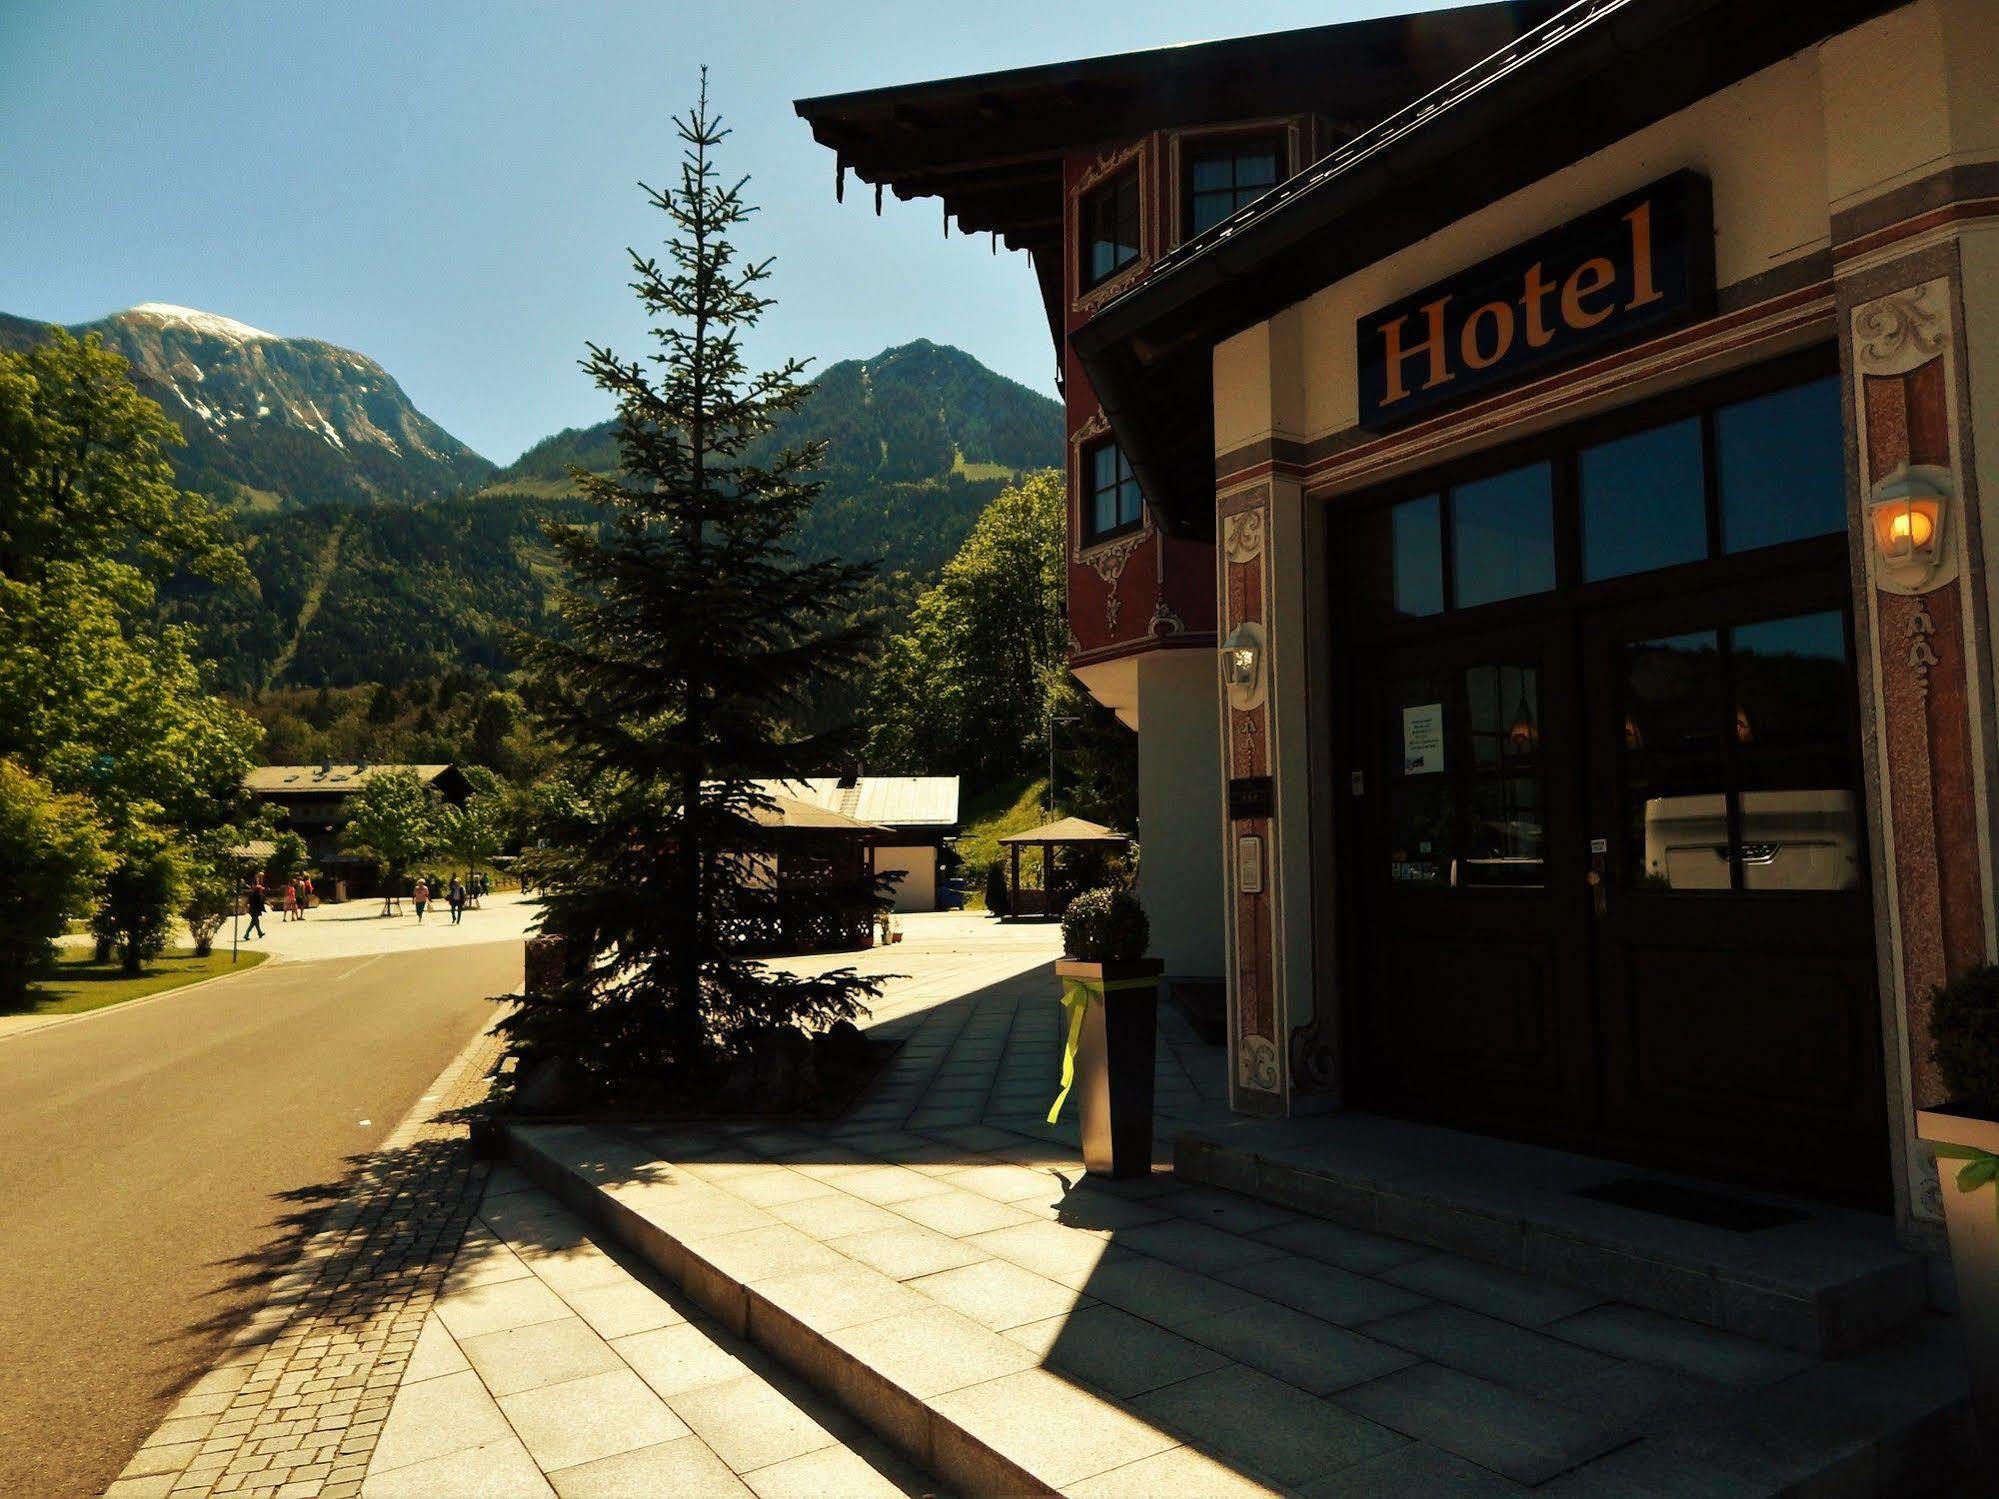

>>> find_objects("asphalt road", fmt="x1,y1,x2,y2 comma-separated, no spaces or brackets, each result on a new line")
0,941,521,1499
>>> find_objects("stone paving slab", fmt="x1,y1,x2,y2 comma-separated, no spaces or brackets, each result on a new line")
360,1169,937,1498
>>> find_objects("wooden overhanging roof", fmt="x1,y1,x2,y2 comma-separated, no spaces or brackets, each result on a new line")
1072,0,1906,535
793,4,1547,347
245,763,470,799
999,816,1129,847
749,794,886,835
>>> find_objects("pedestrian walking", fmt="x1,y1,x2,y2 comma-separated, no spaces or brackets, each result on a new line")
299,873,314,916
282,881,299,921
412,878,430,923
448,875,466,925
245,880,267,939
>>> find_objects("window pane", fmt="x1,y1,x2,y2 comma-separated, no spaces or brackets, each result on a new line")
1465,775,1544,886
1463,661,1543,887
1236,150,1278,188
1452,462,1556,608
1093,487,1116,537
1622,631,1728,889
1191,156,1231,191
1091,443,1117,490
1117,479,1143,528
1580,417,1707,580
1465,663,1540,771
1084,173,1141,287
1732,611,1861,890
1190,192,1232,235
1717,376,1846,553
1390,494,1444,617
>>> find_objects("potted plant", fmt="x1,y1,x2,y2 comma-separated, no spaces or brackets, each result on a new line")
1917,963,1999,1451
1049,888,1161,1178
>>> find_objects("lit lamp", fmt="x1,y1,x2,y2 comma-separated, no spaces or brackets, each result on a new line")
1221,621,1267,710
1868,462,1953,594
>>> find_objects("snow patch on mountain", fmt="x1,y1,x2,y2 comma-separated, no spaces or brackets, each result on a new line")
127,302,277,343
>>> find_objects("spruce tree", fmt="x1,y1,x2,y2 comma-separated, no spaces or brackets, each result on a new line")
508,74,881,1102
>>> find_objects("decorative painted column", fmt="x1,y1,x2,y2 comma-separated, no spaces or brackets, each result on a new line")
1844,269,1997,1237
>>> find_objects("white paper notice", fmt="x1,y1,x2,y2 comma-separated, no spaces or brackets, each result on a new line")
1402,703,1444,774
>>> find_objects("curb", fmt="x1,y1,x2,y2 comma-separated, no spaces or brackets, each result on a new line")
503,1123,1061,1497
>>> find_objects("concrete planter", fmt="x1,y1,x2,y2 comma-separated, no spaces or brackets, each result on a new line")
1055,958,1161,1178
1916,1103,1999,1453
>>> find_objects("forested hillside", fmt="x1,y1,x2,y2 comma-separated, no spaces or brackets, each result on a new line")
169,338,1062,694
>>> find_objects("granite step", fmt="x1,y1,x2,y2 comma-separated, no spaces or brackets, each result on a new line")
1175,1112,1929,1357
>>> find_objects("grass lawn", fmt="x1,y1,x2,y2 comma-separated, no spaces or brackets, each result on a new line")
955,775,1054,909
13,945,269,1018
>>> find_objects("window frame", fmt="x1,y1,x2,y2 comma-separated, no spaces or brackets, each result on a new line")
1080,435,1145,545
1078,168,1143,293
1181,132,1286,240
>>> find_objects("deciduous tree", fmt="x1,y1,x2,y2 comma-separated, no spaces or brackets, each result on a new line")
0,759,111,1004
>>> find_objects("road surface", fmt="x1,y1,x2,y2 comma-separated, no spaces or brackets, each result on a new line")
0,940,522,1499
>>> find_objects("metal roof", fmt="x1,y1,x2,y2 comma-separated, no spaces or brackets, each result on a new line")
244,764,459,794
757,777,961,830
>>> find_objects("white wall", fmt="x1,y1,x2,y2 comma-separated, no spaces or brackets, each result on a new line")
1137,649,1226,978
874,845,938,912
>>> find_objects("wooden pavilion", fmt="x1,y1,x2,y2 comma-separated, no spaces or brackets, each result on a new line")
998,817,1130,921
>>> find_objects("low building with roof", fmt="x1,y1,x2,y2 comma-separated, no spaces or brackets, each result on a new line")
752,776,961,912
243,762,473,897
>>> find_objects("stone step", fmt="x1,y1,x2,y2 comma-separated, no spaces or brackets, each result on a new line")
501,1122,1267,1497
1175,1113,1929,1358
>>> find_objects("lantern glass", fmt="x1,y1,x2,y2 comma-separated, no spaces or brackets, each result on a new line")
1871,497,1941,560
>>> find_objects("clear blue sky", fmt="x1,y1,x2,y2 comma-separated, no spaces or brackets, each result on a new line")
0,0,1469,464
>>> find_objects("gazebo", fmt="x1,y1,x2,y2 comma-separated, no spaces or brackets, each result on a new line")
998,816,1130,921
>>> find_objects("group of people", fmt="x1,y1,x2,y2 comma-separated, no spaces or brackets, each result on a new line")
241,872,314,939
409,870,490,925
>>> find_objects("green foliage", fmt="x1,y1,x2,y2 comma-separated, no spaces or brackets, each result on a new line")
506,77,884,1104
267,830,310,887
182,828,245,957
1933,965,1999,1115
341,769,440,887
0,759,111,1005
92,823,186,975
1061,888,1150,964
437,769,508,876
865,472,1136,824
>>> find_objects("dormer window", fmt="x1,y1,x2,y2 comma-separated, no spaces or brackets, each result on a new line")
1184,135,1282,237
1080,169,1141,291
1084,437,1143,542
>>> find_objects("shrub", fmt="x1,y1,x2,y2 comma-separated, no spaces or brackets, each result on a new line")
1933,964,1999,1115
984,858,1010,916
1062,887,1149,964
0,759,111,1004
93,824,186,975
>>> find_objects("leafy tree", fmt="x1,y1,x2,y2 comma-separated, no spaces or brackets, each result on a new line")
267,830,310,888
341,769,440,905
182,829,244,958
92,822,185,975
0,759,111,1005
507,77,882,1100
438,769,508,882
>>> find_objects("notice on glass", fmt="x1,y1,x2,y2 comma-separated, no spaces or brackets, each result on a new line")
1402,703,1444,775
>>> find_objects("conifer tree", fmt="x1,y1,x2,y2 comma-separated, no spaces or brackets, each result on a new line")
508,75,881,1100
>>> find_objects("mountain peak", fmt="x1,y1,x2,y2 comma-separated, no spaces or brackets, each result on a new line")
124,302,277,343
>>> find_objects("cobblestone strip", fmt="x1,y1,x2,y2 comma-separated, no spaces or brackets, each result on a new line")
106,1021,510,1499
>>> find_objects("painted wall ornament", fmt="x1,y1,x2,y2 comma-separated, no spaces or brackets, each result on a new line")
1855,282,1946,373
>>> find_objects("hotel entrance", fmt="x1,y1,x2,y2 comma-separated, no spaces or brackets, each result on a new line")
1340,352,1889,1208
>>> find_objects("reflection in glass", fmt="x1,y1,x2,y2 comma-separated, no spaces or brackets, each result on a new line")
1453,462,1556,609
1732,611,1858,890
1392,495,1444,617
1465,774,1544,886
1580,417,1707,581
1622,631,1727,889
1717,376,1846,554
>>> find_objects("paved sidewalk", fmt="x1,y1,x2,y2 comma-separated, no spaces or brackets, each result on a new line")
105,1024,508,1499
361,1166,940,1497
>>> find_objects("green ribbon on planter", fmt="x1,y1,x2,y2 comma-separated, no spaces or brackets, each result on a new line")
1927,1141,1999,1224
1047,975,1156,1124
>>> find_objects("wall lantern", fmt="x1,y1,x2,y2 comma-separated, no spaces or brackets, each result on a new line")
1221,621,1267,711
1868,461,1954,594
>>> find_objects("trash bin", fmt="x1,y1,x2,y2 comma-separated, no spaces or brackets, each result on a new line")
1052,958,1162,1178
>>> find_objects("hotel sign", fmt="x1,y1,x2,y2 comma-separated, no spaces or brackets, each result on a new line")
1357,173,1713,430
